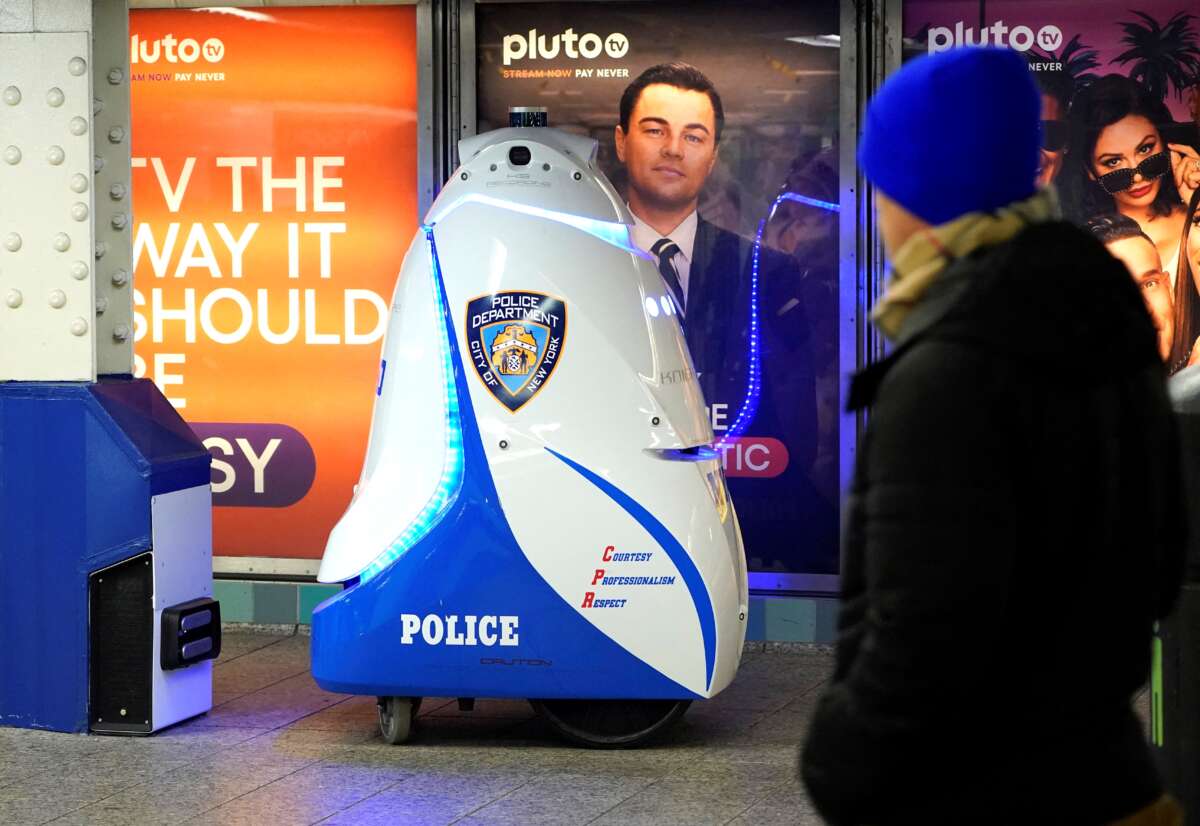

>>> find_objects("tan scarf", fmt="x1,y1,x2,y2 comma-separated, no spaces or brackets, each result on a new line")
871,188,1061,340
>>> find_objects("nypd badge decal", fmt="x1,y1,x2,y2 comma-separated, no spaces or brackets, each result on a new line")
466,291,567,412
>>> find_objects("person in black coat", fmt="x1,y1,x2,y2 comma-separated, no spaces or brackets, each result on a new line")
614,62,829,572
800,47,1185,825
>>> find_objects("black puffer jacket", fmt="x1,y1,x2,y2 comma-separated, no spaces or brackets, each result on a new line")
801,221,1185,825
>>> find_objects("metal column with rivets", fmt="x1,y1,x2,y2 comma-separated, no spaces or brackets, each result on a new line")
0,0,218,735
0,0,132,381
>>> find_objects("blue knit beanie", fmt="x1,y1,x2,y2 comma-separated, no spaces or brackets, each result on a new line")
859,47,1041,226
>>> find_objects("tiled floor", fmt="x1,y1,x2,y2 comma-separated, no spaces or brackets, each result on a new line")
1,630,834,825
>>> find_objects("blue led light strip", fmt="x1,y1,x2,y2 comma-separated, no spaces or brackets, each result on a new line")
424,192,652,261
715,189,836,447
655,446,720,462
770,191,841,215
714,218,765,447
357,228,466,583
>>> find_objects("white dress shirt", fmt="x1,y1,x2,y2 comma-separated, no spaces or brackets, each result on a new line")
630,209,698,306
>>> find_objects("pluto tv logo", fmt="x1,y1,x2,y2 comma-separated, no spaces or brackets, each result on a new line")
130,34,226,65
927,21,1063,54
502,28,630,66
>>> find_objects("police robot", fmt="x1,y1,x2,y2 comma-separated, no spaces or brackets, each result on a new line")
310,120,748,747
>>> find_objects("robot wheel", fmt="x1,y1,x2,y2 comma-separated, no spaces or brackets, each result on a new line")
377,696,422,744
530,699,691,748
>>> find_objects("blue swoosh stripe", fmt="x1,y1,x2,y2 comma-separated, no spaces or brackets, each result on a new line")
545,448,716,690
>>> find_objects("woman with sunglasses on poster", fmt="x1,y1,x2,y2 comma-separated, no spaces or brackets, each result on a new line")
1065,74,1200,372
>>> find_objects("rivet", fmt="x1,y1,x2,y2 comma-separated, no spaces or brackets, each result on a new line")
68,57,87,77
2,86,20,106
70,173,89,193
107,126,124,144
542,163,551,171
499,440,509,449
111,268,129,286
96,296,108,314
69,317,88,336
95,242,107,259
93,155,105,173
69,117,88,137
489,164,497,171
70,261,89,280
2,146,20,165
119,708,126,717
92,98,103,116
107,68,124,85
47,146,65,165
52,233,70,252
113,323,130,341
109,183,126,200
651,416,661,426
70,202,89,222
48,289,66,309
111,213,128,230
573,171,582,181
5,289,22,309
4,233,22,252
46,87,64,107
461,172,469,180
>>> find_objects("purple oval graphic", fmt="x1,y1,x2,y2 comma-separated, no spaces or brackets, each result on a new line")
190,422,316,508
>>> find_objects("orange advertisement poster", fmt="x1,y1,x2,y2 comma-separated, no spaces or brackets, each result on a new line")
129,7,419,561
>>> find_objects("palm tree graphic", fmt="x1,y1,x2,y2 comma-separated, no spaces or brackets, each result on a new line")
1112,11,1200,103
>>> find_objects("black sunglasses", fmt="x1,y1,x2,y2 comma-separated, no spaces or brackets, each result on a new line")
1041,120,1068,152
1098,150,1170,195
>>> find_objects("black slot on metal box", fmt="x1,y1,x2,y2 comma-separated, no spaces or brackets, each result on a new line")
89,552,153,734
161,597,222,670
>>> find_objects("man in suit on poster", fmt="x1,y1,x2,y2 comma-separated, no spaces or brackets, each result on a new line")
614,63,832,572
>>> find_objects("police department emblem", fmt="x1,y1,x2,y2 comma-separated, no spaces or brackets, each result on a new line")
465,291,567,412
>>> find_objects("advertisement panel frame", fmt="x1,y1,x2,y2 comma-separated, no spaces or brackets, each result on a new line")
840,0,902,585
417,0,441,219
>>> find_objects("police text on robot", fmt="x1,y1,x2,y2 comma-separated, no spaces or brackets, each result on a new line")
400,614,520,647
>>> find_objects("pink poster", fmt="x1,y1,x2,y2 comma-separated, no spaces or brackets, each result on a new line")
905,1,1200,374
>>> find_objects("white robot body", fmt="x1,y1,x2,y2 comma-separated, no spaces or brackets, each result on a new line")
312,127,748,710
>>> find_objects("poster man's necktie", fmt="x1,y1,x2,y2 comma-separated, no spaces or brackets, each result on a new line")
650,238,686,319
